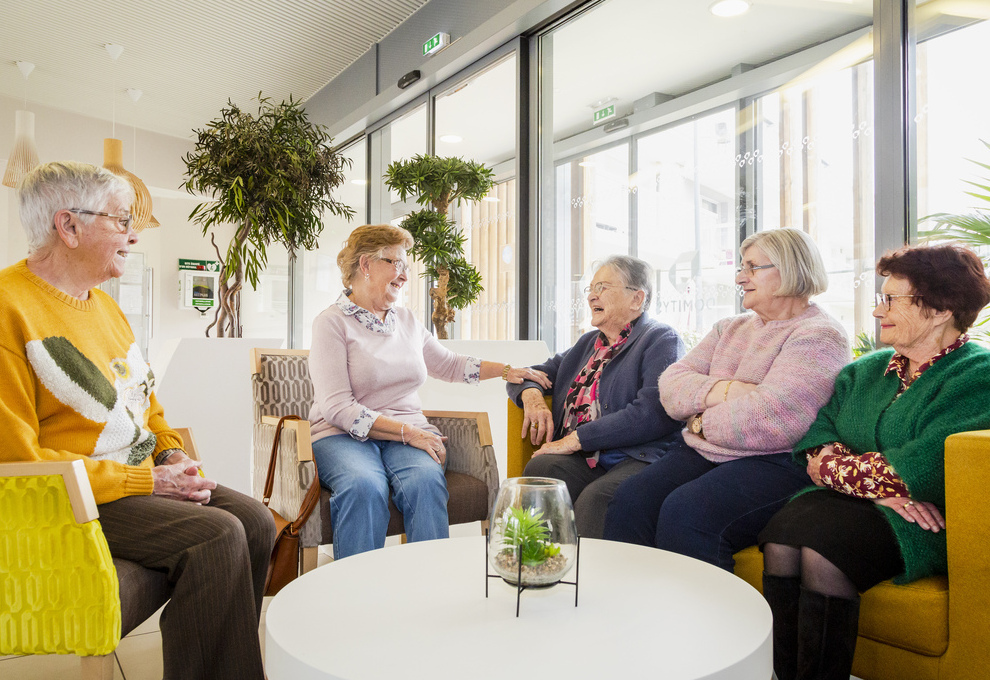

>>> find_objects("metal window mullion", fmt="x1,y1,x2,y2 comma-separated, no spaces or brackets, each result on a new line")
873,0,916,260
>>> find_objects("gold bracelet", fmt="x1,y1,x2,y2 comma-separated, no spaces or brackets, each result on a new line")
501,364,512,381
723,380,734,402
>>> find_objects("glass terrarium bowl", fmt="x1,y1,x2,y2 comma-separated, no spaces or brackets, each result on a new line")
488,477,578,587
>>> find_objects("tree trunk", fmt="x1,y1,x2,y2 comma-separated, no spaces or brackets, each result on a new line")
207,220,249,338
431,267,451,339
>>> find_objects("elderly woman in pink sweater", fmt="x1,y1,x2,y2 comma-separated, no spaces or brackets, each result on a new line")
603,228,849,570
309,224,548,560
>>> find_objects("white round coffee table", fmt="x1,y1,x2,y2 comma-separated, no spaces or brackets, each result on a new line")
265,536,771,679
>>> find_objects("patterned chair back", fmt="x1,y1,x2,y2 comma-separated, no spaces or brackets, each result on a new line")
252,351,314,422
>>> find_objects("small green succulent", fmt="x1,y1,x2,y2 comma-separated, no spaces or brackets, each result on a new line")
500,506,561,566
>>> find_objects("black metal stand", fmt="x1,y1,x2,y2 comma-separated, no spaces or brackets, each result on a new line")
485,530,580,617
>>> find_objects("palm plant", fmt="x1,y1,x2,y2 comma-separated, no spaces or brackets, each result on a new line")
918,139,990,342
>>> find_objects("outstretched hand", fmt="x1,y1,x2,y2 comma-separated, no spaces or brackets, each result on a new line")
505,367,552,390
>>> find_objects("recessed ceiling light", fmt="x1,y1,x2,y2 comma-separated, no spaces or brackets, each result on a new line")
439,134,462,144
350,179,367,185
709,0,751,17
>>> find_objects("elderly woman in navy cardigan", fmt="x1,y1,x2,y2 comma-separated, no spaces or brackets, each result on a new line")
506,255,685,538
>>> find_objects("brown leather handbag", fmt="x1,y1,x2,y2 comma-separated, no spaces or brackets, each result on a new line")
262,415,321,596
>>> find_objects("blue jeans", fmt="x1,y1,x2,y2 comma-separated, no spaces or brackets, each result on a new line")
603,439,811,571
312,434,449,560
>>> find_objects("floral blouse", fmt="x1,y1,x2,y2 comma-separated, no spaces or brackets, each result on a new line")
561,322,633,468
809,335,968,499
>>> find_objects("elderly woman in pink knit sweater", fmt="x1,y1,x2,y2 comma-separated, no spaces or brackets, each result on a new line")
603,228,849,570
309,224,549,560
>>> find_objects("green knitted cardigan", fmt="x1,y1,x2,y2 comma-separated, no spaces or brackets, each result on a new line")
791,341,990,584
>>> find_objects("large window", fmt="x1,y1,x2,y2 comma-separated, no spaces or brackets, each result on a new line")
537,0,874,350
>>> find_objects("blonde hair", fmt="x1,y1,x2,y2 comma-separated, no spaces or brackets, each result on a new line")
740,228,828,298
337,224,414,287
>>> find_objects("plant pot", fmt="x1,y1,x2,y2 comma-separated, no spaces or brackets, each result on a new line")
488,477,577,587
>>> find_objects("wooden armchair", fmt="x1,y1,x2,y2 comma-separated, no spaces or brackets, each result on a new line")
251,348,500,572
0,428,199,680
507,397,989,680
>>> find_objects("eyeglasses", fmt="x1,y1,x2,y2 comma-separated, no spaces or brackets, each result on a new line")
68,208,133,232
735,263,776,275
875,292,923,310
379,257,410,274
583,282,638,296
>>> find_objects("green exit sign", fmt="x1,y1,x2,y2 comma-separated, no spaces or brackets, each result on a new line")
593,105,616,124
423,32,450,56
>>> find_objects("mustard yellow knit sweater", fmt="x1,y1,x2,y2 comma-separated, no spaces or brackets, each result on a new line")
0,260,183,503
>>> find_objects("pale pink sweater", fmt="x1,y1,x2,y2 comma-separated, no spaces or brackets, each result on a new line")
659,303,849,463
308,299,477,443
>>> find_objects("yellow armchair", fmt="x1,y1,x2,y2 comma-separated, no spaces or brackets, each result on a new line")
0,428,200,679
507,399,988,680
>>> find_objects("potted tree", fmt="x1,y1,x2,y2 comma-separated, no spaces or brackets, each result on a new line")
384,154,495,338
183,94,354,337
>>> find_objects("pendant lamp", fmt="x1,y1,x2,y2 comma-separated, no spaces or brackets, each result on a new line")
2,61,41,189
101,44,154,231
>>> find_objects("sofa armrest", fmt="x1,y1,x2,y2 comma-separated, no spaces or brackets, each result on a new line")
506,396,552,478
942,429,990,677
0,460,120,656
0,459,98,524
425,410,499,510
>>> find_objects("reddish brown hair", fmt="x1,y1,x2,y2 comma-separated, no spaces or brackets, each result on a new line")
877,243,990,332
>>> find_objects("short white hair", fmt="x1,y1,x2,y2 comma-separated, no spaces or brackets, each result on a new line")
19,161,134,255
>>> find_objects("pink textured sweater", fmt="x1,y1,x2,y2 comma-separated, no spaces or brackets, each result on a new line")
308,297,477,443
659,303,849,463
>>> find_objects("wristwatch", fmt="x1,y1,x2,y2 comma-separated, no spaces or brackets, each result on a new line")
688,413,705,439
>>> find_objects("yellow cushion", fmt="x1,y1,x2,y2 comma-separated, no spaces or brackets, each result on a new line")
732,546,948,657
0,474,121,656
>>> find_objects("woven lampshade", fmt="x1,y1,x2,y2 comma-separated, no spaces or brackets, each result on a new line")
2,110,41,188
102,138,153,232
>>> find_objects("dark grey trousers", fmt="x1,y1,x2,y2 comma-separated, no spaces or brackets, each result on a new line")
523,453,648,539
97,485,276,680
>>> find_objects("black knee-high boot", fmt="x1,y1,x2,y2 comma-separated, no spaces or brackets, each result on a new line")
796,586,861,680
762,573,801,680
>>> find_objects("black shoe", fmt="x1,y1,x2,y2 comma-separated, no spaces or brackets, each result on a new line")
796,586,860,680
763,572,801,680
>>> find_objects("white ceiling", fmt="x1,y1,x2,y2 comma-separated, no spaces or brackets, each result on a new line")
0,0,429,140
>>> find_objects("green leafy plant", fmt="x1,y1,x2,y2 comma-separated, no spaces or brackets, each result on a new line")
183,93,354,337
852,331,877,358
384,154,495,338
918,139,990,343
500,506,561,566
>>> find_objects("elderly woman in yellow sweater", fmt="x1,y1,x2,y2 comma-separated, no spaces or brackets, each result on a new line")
0,162,274,680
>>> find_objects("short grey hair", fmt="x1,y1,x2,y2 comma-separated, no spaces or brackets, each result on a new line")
597,254,654,312
740,228,828,298
19,161,134,255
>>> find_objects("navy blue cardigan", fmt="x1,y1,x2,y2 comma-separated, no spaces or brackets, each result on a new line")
507,315,685,467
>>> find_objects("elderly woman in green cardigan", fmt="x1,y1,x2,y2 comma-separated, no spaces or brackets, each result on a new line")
758,243,990,680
